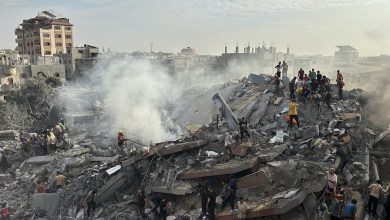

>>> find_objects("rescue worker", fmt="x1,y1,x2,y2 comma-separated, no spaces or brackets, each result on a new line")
288,99,300,128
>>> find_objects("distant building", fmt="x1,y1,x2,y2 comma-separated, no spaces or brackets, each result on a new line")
179,47,196,56
15,10,73,56
335,45,358,65
57,44,99,80
216,44,278,74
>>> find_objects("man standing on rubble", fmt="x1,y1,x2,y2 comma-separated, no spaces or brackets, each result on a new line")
239,117,250,140
275,62,282,78
0,154,9,173
325,168,338,194
85,189,97,218
200,181,208,217
288,99,300,128
282,61,288,77
224,132,234,157
137,189,147,219
298,68,304,80
324,90,332,109
207,186,217,220
336,70,344,100
237,197,251,220
273,75,281,96
368,180,383,218
309,68,316,80
289,77,297,99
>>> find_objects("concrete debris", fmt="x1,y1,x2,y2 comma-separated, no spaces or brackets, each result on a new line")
2,73,387,220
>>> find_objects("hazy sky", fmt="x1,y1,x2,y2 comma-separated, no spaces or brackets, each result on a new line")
1,0,389,56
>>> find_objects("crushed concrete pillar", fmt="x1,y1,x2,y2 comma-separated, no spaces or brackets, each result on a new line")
31,193,61,219
212,93,239,130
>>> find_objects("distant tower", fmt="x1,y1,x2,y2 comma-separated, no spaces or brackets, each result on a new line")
150,42,154,53
235,43,239,54
287,43,290,54
224,43,227,54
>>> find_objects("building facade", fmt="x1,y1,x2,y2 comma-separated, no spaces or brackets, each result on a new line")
15,10,73,56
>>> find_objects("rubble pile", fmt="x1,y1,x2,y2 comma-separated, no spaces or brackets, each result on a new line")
0,73,389,220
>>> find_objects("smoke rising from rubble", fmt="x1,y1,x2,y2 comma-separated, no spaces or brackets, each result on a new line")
356,69,390,128
60,55,263,144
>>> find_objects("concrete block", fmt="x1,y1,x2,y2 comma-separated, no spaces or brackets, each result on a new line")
300,125,319,140
26,156,55,165
31,193,60,218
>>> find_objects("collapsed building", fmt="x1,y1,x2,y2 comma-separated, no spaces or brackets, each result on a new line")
0,72,388,220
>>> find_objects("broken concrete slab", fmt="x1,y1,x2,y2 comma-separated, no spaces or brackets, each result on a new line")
273,97,283,105
340,112,362,121
216,180,325,219
237,168,271,189
31,193,60,218
152,183,193,195
178,157,258,180
257,144,288,162
231,142,252,156
145,140,207,158
212,93,239,130
248,93,273,126
26,156,55,165
89,155,119,163
300,125,319,140
247,73,271,85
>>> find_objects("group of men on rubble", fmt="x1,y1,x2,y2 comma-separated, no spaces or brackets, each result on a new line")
136,189,174,220
325,167,390,219
274,64,346,130
19,118,67,156
198,177,250,220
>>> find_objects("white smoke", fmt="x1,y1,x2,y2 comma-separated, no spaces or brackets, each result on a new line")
60,54,264,144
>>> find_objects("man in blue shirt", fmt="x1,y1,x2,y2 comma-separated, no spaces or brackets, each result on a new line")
342,199,357,220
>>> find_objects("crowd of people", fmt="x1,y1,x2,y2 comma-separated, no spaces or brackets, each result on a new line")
19,118,68,156
272,62,346,129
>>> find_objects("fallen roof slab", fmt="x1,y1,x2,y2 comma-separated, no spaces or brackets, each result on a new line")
236,168,271,189
256,144,288,162
152,183,193,195
216,181,325,219
144,140,207,158
26,156,55,165
178,157,258,180
89,155,119,162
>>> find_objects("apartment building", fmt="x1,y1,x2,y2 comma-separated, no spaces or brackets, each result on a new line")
15,10,73,56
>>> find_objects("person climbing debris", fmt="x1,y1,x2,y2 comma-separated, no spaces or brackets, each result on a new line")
288,99,300,128
275,62,282,78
